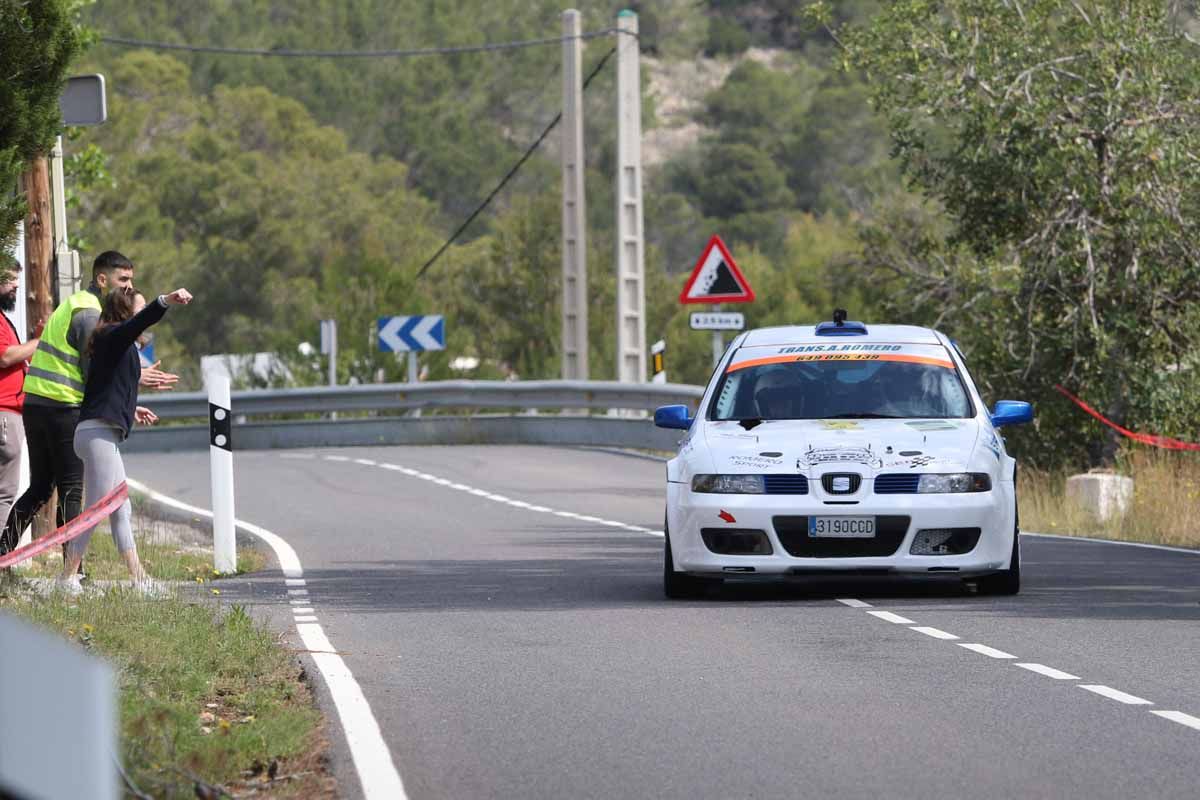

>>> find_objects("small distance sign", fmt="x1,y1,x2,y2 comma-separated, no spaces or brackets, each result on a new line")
690,312,745,331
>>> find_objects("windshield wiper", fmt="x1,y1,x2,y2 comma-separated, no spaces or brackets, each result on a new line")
827,413,901,419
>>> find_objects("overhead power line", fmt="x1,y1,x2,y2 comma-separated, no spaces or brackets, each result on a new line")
99,29,627,58
414,45,617,282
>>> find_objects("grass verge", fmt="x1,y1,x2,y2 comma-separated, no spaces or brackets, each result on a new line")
1019,449,1200,549
0,585,331,797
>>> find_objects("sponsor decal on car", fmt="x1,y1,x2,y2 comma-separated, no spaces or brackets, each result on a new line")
905,420,962,432
728,454,786,469
799,445,883,469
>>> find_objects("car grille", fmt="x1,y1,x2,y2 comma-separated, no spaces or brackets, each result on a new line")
772,515,911,557
763,475,809,495
874,474,920,494
821,473,862,494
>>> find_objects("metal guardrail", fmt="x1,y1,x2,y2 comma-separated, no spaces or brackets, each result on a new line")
140,379,706,420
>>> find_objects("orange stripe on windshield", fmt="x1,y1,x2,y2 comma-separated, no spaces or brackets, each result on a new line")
727,353,955,373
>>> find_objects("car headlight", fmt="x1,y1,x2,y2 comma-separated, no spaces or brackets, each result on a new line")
691,474,766,494
917,473,992,493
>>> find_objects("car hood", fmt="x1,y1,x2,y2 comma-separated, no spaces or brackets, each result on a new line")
703,418,982,475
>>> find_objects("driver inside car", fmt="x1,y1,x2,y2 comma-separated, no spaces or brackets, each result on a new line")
753,368,802,418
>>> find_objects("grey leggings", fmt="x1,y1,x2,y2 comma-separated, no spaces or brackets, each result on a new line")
67,423,135,558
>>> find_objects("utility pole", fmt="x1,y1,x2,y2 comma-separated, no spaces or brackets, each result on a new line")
561,9,589,381
614,10,646,384
20,157,55,545
21,158,53,337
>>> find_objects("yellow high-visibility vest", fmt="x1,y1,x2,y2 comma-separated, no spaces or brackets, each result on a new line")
24,289,101,405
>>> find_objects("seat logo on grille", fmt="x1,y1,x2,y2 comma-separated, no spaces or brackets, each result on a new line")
822,473,862,494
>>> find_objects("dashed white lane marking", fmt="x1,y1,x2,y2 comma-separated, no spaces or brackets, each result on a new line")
1079,685,1154,705
323,453,664,537
292,607,315,614
288,589,309,596
1017,663,1080,680
289,599,309,605
295,615,319,623
836,598,872,608
957,643,1017,659
127,477,408,800
911,626,959,640
867,610,914,624
286,578,306,586
1150,710,1200,731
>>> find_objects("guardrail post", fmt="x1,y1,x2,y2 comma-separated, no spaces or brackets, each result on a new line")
208,373,236,574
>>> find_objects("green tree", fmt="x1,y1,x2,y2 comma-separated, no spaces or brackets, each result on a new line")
834,0,1200,465
0,0,87,252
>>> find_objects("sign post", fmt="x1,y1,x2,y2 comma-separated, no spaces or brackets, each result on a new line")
319,319,337,387
679,235,754,367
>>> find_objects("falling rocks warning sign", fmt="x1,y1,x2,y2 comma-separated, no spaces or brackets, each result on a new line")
679,235,755,304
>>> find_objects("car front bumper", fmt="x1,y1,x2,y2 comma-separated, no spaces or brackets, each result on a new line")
666,482,1016,577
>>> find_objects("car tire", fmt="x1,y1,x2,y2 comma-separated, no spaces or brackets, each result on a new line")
663,518,710,600
977,508,1021,596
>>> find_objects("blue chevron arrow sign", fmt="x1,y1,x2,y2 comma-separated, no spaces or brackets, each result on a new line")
377,315,445,352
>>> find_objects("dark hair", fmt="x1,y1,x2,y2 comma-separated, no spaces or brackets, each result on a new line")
87,287,141,356
92,250,133,281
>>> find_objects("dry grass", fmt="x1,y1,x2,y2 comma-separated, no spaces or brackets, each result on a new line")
1019,449,1200,549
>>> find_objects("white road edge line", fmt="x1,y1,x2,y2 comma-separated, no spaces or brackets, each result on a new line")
910,626,959,640
957,643,1017,659
835,598,872,608
1016,663,1080,680
1078,685,1154,705
126,478,408,800
1149,710,1200,731
1023,531,1200,556
867,610,914,625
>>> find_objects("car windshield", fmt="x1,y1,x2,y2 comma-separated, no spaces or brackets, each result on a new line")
709,344,973,421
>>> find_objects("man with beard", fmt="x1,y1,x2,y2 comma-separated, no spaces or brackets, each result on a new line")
0,256,41,533
0,250,177,570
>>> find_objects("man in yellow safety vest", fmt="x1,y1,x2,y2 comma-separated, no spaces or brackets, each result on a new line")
0,251,176,569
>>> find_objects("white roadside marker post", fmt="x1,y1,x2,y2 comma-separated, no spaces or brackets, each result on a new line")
208,373,236,573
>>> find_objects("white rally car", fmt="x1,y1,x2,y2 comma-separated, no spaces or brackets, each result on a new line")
654,315,1033,599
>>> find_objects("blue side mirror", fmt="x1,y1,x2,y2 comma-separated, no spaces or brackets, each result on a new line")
654,404,692,430
990,400,1033,427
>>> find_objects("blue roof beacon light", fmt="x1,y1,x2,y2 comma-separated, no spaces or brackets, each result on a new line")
815,308,868,336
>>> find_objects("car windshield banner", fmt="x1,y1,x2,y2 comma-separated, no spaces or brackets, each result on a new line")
727,343,955,373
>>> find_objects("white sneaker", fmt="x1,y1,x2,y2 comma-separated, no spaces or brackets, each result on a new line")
55,574,83,597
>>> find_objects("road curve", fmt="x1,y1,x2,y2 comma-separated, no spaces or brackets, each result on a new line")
125,445,1200,800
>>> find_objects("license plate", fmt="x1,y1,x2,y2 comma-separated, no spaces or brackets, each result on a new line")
808,516,876,538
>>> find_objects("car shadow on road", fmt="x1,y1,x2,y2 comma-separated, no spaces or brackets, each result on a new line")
210,531,1200,622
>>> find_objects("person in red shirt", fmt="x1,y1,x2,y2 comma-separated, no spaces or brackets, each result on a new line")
0,258,42,533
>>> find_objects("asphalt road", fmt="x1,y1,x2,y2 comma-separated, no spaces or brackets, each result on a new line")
126,445,1200,800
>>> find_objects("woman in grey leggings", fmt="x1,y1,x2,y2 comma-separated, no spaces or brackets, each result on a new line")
58,287,192,591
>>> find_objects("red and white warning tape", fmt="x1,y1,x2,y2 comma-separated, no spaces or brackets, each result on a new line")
1054,385,1200,452
0,481,129,569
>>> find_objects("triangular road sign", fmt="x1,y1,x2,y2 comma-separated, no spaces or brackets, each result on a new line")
679,235,754,304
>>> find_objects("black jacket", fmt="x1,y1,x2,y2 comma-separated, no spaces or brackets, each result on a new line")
79,296,169,438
